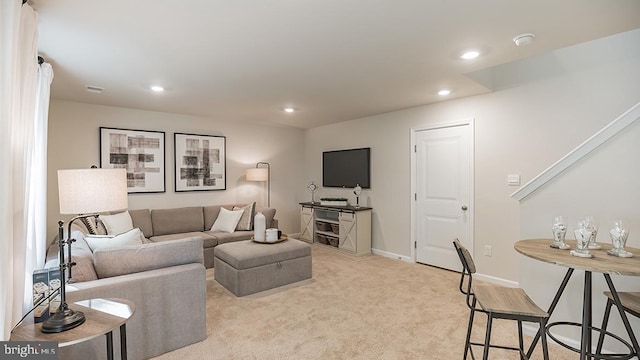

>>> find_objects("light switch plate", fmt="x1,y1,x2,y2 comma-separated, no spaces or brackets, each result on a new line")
507,174,521,186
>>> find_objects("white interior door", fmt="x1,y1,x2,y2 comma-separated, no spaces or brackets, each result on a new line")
415,124,472,271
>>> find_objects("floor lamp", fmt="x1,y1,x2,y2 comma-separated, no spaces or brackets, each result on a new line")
41,168,128,333
246,162,270,207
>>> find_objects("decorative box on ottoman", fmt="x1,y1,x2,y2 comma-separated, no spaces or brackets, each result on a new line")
214,239,312,296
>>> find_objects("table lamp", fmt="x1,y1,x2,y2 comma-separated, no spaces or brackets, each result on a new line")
246,162,270,207
41,168,128,333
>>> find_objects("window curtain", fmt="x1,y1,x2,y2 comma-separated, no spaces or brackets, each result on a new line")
0,1,51,341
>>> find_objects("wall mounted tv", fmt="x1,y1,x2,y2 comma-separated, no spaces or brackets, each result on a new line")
322,147,370,189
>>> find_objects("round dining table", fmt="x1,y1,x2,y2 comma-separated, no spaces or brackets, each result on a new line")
514,239,640,360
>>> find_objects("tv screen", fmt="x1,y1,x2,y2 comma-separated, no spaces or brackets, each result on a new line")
323,148,370,189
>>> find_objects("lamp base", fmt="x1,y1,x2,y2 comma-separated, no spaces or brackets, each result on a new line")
41,305,85,333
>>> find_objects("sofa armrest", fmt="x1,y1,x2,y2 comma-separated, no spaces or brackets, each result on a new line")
64,263,206,360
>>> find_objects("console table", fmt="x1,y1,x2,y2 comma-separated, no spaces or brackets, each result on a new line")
300,202,372,255
11,298,135,360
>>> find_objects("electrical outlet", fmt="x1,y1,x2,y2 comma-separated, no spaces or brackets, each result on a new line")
484,245,492,256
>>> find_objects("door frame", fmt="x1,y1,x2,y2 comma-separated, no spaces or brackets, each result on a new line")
410,118,475,264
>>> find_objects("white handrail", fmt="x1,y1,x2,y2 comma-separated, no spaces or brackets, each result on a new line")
511,102,640,201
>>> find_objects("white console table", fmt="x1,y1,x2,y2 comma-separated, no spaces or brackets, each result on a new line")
299,202,371,256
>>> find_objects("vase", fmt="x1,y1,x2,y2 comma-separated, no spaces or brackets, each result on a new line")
254,212,266,242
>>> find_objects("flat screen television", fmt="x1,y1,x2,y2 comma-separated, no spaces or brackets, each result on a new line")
322,148,370,189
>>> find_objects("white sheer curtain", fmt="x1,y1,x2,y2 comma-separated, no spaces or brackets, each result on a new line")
0,1,51,340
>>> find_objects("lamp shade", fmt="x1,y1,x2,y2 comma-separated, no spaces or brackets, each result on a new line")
246,168,268,182
58,168,128,214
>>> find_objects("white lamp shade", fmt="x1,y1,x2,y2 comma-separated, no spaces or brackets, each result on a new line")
246,168,268,182
58,168,128,214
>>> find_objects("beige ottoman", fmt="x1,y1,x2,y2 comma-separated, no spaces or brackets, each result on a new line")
213,239,312,296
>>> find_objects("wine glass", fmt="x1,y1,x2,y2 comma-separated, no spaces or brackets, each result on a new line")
584,216,601,249
571,220,593,257
551,216,569,249
608,219,632,257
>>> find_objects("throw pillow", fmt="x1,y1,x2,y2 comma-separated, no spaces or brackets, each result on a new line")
210,207,244,233
85,228,143,252
100,211,134,235
233,202,255,231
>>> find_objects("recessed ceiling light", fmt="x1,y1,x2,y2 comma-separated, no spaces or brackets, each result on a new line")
150,85,164,92
283,107,295,113
460,50,480,60
438,89,451,96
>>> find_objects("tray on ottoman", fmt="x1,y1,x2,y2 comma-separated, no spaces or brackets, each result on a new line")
213,239,312,296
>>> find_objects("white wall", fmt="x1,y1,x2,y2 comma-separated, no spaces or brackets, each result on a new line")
47,101,305,241
303,29,640,281
519,118,640,352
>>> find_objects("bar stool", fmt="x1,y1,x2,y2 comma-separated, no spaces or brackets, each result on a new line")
453,239,550,360
596,292,640,358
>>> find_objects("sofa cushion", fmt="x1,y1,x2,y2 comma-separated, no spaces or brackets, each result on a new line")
150,231,218,248
45,231,98,283
101,211,134,235
256,208,276,228
234,202,255,231
205,230,253,245
151,206,204,236
129,209,153,238
93,237,204,279
85,228,144,251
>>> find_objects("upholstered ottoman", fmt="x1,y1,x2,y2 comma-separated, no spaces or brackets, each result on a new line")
213,239,312,296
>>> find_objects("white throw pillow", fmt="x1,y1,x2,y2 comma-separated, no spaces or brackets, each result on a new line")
210,207,244,233
100,211,133,235
85,228,143,252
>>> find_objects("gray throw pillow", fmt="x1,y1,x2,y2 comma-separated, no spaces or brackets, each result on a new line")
233,202,255,231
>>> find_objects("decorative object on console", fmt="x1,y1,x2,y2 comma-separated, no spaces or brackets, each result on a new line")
320,198,348,206
100,127,165,193
551,215,570,249
608,219,632,258
42,168,128,333
174,132,226,192
307,182,318,203
246,162,270,207
353,184,362,208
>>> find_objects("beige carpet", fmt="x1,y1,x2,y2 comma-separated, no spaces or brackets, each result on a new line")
153,244,575,360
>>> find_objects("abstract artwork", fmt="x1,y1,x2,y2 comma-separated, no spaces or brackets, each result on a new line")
100,127,165,193
174,133,226,191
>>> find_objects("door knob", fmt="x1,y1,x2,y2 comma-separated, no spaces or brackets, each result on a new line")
461,205,468,211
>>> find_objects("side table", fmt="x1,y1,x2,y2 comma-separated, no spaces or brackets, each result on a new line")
11,298,135,360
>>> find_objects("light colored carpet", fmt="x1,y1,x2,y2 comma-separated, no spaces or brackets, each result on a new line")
153,244,575,360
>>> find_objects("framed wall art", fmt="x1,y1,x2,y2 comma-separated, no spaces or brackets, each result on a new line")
174,133,226,192
100,127,166,193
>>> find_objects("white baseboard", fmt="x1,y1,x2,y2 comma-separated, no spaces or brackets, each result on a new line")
371,248,411,262
474,273,519,288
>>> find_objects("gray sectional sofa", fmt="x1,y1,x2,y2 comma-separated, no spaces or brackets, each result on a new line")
43,204,277,359
128,204,277,268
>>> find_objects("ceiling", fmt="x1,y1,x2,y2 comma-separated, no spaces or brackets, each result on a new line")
30,0,640,129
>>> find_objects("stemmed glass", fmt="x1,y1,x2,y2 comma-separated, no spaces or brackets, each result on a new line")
571,220,593,258
608,220,632,258
584,216,601,249
551,216,570,249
